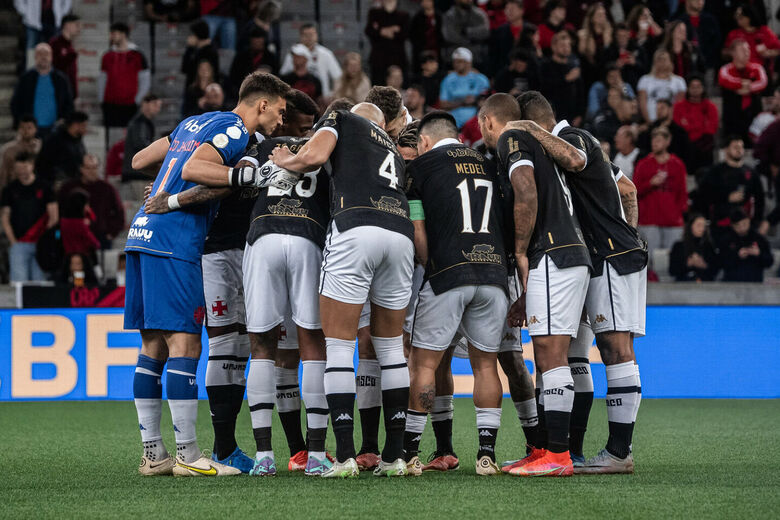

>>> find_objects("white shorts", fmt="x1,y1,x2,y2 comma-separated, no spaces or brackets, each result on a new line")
586,264,647,337
453,274,524,359
403,265,426,333
358,301,371,330
278,314,299,350
243,234,322,333
320,223,414,310
203,249,245,327
412,282,508,353
526,255,589,337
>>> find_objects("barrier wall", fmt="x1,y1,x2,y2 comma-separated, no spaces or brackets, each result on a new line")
0,306,778,401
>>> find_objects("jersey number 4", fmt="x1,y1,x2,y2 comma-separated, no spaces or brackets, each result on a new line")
378,152,399,189
456,178,493,233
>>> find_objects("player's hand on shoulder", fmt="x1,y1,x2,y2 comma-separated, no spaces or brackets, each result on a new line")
144,191,171,214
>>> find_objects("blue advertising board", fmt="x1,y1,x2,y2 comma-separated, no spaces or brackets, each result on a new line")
0,306,778,401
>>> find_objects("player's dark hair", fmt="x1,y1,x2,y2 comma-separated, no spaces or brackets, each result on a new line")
14,151,35,163
65,110,89,125
190,20,210,40
286,89,319,118
480,93,521,124
110,22,129,34
418,110,458,141
516,91,555,126
238,72,290,105
397,120,420,149
366,86,403,124
19,113,37,125
325,98,355,113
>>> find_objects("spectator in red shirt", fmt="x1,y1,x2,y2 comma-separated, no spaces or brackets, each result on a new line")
673,0,721,71
488,0,530,75
723,4,780,67
538,0,571,51
661,20,705,79
48,13,80,98
59,187,100,259
98,22,150,127
625,5,663,48
58,154,124,248
634,126,688,269
718,39,768,146
673,74,718,172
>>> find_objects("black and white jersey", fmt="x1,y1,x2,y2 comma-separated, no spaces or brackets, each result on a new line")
496,129,591,271
202,133,265,254
313,109,413,241
407,141,508,295
245,136,331,249
553,121,647,276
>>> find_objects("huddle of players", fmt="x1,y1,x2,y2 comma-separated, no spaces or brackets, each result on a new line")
131,70,646,478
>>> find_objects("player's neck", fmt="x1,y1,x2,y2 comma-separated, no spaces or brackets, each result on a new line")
231,106,253,134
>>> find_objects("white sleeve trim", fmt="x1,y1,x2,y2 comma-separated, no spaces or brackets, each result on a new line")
315,126,339,139
576,148,588,168
614,169,625,182
508,160,534,180
242,156,260,167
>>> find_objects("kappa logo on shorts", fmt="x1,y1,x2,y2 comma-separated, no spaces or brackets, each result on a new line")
595,314,607,323
462,244,502,264
193,306,206,325
528,316,540,324
212,299,228,316
502,332,517,342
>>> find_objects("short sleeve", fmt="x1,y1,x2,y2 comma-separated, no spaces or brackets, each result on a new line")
439,75,454,101
313,109,342,139
204,118,249,165
611,162,624,182
559,128,593,167
637,75,650,92
497,130,534,181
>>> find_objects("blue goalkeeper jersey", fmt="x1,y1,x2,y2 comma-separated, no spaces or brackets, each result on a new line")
125,111,250,263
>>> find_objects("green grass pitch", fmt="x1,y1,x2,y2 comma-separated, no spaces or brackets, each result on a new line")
2,399,779,519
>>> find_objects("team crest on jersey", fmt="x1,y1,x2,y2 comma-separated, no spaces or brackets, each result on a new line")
370,196,407,217
212,299,228,316
193,306,206,325
269,198,308,217
462,244,502,264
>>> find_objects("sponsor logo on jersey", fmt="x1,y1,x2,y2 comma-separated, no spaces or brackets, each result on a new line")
446,146,483,160
370,196,407,217
133,216,149,227
528,315,540,324
335,413,352,422
128,215,154,241
211,299,228,316
462,244,502,264
269,198,308,217
595,314,607,323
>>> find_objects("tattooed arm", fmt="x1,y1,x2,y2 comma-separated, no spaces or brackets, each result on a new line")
144,158,254,214
617,175,638,228
510,165,538,292
503,120,586,172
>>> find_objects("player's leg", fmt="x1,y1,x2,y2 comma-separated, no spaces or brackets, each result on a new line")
356,307,382,470
498,350,539,449
242,235,289,476
426,347,459,470
580,264,643,474
274,321,307,470
202,249,251,472
468,344,503,475
510,258,589,477
405,345,446,475
134,330,173,475
568,319,595,467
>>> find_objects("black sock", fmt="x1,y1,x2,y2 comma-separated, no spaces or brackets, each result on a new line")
569,391,593,457
307,427,327,453
327,393,356,462
477,427,499,460
381,387,409,463
253,426,272,452
545,410,571,454
358,406,381,454
278,409,306,456
207,384,239,459
536,388,548,450
432,418,454,454
606,422,634,459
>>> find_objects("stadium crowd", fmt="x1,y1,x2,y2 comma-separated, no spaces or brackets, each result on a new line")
2,0,780,290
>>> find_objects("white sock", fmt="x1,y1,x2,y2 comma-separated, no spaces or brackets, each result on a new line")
514,398,538,427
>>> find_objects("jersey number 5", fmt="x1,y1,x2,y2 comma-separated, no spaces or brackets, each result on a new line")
456,178,493,233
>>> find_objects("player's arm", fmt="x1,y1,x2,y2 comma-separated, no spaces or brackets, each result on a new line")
409,198,427,265
503,120,586,172
183,142,299,190
510,165,537,292
270,129,336,173
617,175,638,229
131,137,170,175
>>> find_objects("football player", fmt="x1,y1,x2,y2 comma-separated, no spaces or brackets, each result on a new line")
271,103,414,478
480,93,592,477
126,72,288,477
403,111,509,476
508,92,646,474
